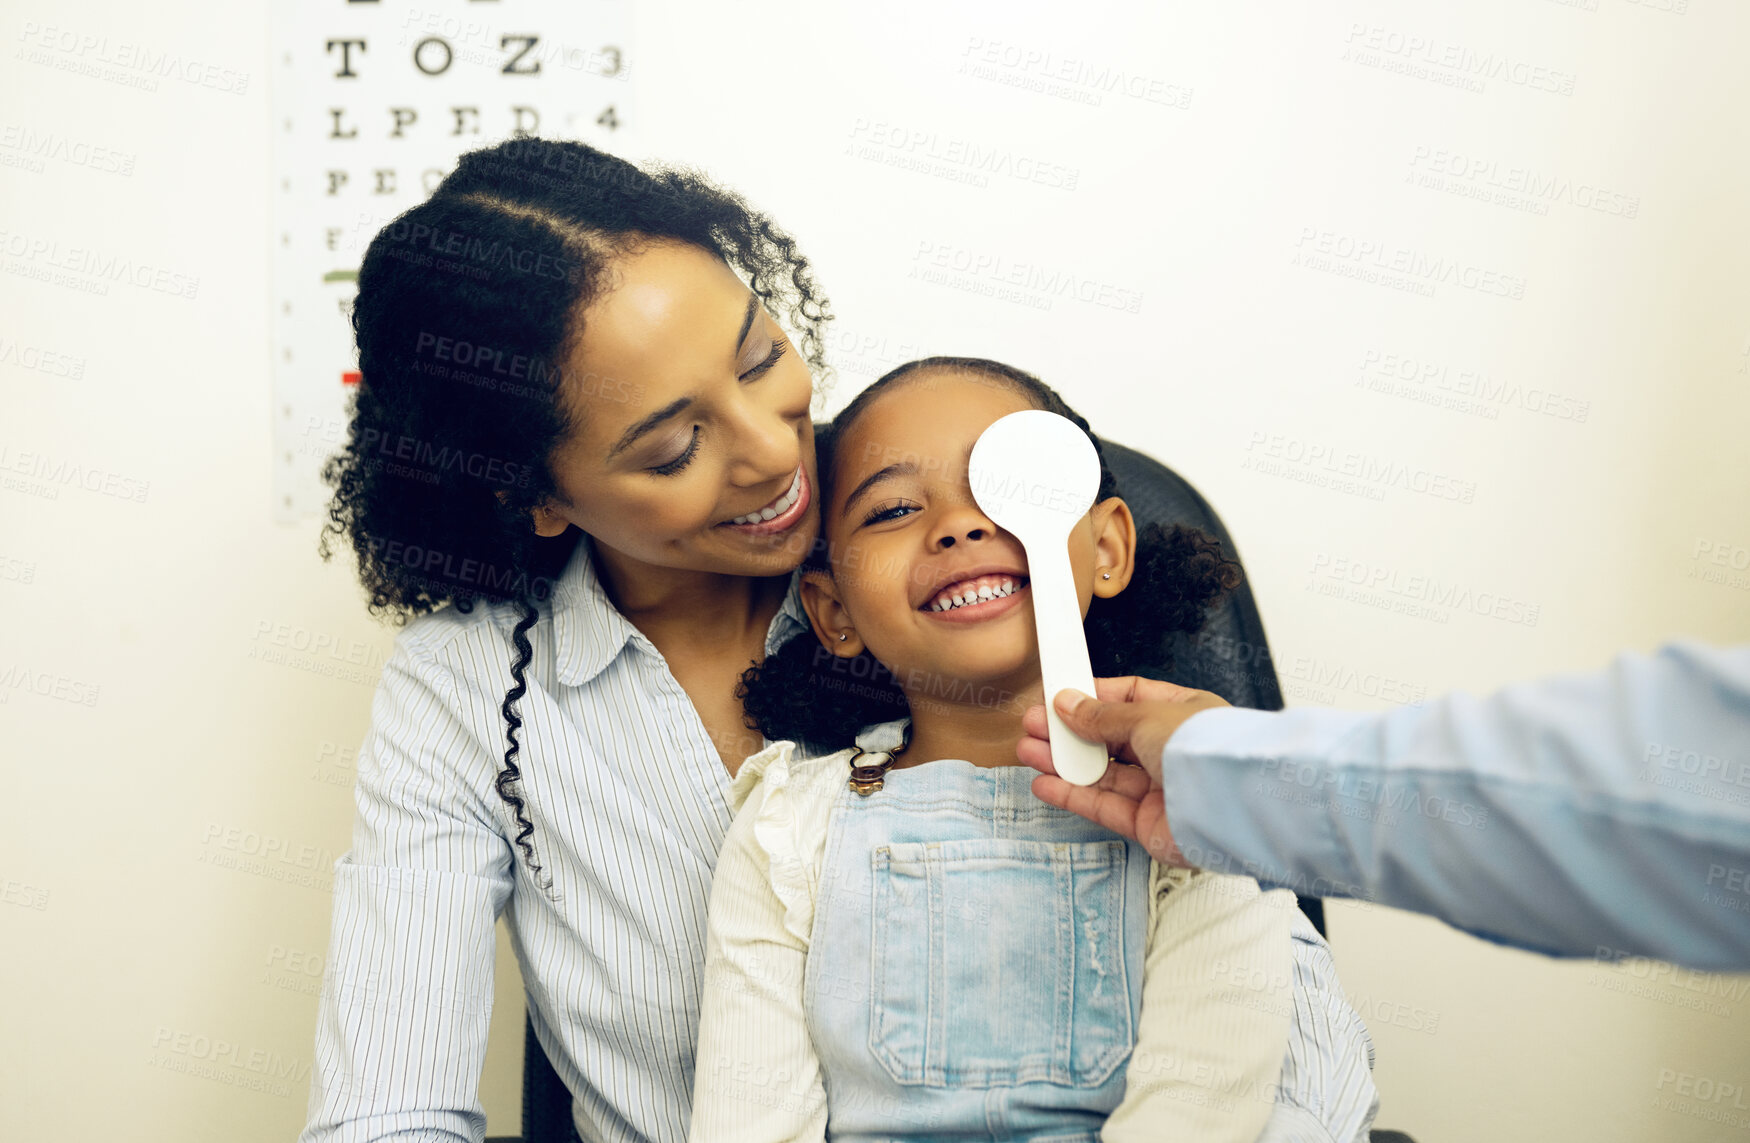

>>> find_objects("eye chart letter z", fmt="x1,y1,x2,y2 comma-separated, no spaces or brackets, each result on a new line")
269,0,635,521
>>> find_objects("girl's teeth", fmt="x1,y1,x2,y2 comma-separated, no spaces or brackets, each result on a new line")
929,578,1021,611
730,470,802,525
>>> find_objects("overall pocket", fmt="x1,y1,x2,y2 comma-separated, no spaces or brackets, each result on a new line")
868,838,1134,1089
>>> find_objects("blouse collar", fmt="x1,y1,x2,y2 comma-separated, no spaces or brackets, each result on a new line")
551,532,811,687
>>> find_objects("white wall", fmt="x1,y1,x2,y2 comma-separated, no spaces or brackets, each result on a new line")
4,2,1747,1142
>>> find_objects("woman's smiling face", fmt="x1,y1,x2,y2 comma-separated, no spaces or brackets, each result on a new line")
807,370,1113,700
530,239,820,577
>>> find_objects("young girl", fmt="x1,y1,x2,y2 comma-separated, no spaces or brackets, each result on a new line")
688,358,1378,1142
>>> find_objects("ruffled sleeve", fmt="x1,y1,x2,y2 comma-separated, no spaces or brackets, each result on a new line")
1102,866,1296,1142
690,742,853,1143
727,738,795,815
722,740,854,944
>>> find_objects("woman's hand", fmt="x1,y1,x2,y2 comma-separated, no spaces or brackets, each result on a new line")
1016,677,1230,866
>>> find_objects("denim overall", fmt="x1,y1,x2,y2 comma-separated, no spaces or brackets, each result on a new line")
802,743,1152,1143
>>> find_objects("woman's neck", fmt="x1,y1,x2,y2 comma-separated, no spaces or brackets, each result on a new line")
588,537,789,647
897,674,1046,770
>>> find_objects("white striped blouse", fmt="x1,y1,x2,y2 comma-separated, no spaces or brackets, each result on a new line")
298,533,812,1143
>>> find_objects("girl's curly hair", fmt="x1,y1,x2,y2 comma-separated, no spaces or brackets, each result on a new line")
318,138,832,881
737,356,1241,756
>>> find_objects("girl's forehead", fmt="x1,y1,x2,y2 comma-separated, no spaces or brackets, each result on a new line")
836,372,1036,470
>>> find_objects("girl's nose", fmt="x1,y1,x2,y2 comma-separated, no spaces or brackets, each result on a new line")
931,502,997,550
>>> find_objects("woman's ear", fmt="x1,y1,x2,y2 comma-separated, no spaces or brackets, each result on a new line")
495,489,571,537
528,502,571,538
799,569,865,657
1090,497,1137,600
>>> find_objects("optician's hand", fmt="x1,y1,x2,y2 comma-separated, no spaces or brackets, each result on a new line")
1017,677,1230,866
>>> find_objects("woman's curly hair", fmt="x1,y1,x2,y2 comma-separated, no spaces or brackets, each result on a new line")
737,356,1242,756
318,138,832,881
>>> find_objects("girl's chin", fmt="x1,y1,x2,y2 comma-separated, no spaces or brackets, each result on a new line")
898,649,1041,700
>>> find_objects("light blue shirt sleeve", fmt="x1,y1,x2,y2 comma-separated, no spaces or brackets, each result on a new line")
1160,641,1750,972
299,638,514,1143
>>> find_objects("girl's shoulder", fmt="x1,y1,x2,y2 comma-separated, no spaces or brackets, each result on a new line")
727,739,858,816
718,741,858,946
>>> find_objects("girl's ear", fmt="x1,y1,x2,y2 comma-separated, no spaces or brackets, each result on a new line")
1090,497,1137,600
799,569,866,657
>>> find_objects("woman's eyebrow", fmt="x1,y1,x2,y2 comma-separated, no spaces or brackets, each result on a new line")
732,290,759,351
606,293,762,461
607,395,692,460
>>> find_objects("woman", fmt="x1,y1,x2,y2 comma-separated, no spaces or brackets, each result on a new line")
300,137,832,1142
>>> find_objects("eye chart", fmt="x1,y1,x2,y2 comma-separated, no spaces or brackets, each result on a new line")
269,0,635,520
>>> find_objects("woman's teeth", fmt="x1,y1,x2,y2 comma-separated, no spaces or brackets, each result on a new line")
729,469,803,525
926,575,1025,612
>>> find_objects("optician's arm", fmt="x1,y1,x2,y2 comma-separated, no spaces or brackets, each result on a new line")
687,756,828,1143
1163,641,1750,971
298,637,515,1143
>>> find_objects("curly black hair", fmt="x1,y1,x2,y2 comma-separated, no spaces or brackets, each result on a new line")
318,138,833,881
737,356,1242,756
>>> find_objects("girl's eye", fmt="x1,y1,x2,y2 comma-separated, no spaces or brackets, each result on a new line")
648,427,700,477
740,338,788,381
862,498,918,526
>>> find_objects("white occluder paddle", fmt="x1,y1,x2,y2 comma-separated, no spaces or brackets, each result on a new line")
968,410,1109,786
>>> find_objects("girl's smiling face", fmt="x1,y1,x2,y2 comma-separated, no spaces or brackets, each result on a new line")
802,369,1134,709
